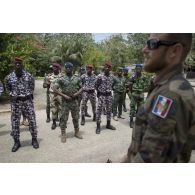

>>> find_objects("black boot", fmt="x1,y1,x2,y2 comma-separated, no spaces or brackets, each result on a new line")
123,105,127,112
93,113,96,121
81,115,85,125
106,120,116,130
12,138,21,152
51,119,57,130
130,116,133,128
46,113,50,123
96,122,101,134
32,138,39,149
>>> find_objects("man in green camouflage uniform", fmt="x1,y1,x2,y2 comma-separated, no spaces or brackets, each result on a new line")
123,33,195,163
129,64,146,128
53,62,83,143
112,67,126,121
122,67,131,112
43,65,53,122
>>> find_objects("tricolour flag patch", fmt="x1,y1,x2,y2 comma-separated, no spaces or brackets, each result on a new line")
152,95,173,119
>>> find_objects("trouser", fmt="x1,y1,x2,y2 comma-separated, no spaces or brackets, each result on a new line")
113,92,124,116
60,100,80,129
10,99,37,139
96,95,112,123
51,95,61,120
78,93,88,114
46,90,50,116
81,91,96,116
129,94,144,117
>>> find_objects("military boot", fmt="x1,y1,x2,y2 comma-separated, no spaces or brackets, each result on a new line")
123,105,127,112
93,113,96,121
32,138,39,149
12,138,21,152
96,122,101,134
129,116,133,128
85,112,91,118
80,115,85,125
61,129,66,143
106,120,116,130
74,128,83,139
51,119,57,130
46,113,50,123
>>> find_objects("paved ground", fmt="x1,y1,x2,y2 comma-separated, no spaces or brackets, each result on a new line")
1,79,195,163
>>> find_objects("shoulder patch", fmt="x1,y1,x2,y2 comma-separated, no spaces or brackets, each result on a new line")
152,95,173,119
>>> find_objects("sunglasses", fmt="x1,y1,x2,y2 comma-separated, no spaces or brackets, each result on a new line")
146,39,178,50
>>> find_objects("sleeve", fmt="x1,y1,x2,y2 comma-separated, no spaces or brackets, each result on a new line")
95,75,101,90
4,76,12,96
132,93,179,163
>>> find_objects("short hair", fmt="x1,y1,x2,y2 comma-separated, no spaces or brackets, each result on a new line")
165,33,192,61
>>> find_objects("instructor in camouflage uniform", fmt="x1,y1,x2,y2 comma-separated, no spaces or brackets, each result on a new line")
95,62,116,134
4,57,39,152
53,62,83,143
112,67,126,121
123,33,195,163
80,64,97,125
129,64,146,128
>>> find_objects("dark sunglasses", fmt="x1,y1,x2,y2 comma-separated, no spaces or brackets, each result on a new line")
146,39,178,50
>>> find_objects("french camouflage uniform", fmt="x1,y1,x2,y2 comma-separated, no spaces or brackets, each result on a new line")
96,73,114,123
127,65,195,163
81,73,97,117
112,75,126,117
54,74,82,130
4,70,37,139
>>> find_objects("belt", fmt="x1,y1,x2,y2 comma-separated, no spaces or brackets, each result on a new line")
99,92,112,96
17,95,33,101
83,90,95,93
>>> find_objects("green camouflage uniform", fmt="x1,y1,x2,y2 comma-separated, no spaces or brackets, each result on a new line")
113,75,126,117
123,74,132,108
129,73,147,118
54,75,82,130
43,73,52,119
127,65,195,163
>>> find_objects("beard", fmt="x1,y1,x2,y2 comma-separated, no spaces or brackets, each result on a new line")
143,53,168,73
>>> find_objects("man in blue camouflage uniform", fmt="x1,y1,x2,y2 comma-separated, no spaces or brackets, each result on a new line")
0,80,4,95
129,64,147,128
43,65,53,122
112,67,126,121
80,64,97,125
4,57,39,152
122,33,195,163
95,62,116,134
53,62,83,143
78,66,91,118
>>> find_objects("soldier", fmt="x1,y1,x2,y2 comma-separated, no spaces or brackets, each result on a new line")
95,62,116,134
78,66,91,118
49,63,62,130
122,67,131,112
43,65,53,122
0,80,4,95
80,64,97,125
4,57,39,152
122,33,195,163
112,67,126,121
129,64,146,128
53,62,83,143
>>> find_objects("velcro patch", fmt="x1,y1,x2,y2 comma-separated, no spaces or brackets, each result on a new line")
152,95,173,119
